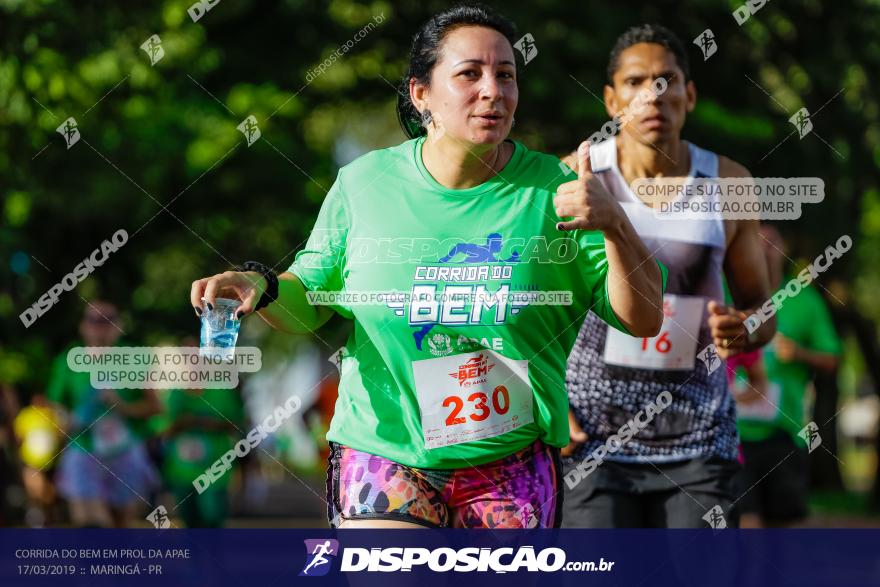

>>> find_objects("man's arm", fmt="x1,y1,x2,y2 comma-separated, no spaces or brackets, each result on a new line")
775,290,841,373
774,334,839,372
710,157,776,356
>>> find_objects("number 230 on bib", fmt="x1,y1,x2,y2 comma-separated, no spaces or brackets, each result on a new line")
412,349,534,449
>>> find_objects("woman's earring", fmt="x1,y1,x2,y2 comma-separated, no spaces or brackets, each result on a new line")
420,109,433,128
511,117,516,128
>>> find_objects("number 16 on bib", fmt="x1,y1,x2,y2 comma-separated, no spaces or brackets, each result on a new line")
603,294,704,371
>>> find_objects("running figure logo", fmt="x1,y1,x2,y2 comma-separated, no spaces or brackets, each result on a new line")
789,107,813,139
328,347,344,373
146,505,170,529
798,421,822,453
56,117,80,149
300,539,339,577
697,344,722,374
140,34,165,66
237,115,261,147
513,33,538,65
693,29,717,61
439,233,519,263
702,505,727,530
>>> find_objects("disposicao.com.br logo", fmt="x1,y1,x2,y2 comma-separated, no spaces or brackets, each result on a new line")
299,540,614,575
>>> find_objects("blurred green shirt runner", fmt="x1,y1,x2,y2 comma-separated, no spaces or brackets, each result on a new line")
735,282,842,446
162,389,243,490
290,136,668,468
47,346,150,458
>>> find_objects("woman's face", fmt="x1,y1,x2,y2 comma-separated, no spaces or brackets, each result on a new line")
412,26,518,148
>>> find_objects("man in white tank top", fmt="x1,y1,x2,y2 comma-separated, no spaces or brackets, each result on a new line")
560,25,776,528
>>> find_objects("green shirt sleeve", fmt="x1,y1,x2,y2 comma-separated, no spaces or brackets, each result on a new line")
571,229,668,336
288,172,352,318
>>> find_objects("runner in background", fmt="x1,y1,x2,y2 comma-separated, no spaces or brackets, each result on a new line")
12,392,62,526
47,301,162,527
728,351,769,409
727,349,768,465
162,387,243,528
733,224,842,527
304,373,339,466
561,24,775,528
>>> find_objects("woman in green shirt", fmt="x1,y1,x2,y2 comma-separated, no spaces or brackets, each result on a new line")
162,388,243,527
191,5,665,528
48,302,162,527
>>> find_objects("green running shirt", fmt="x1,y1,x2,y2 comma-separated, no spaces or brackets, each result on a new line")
290,136,667,468
47,345,149,457
737,283,841,445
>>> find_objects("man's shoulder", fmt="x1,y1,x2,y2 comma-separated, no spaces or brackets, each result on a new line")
712,153,754,238
716,154,751,179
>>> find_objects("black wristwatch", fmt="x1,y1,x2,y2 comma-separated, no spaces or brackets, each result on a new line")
236,261,279,311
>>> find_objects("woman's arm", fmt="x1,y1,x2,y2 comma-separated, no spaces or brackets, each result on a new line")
191,270,333,335
775,334,839,372
192,175,348,335
601,219,664,337
555,141,664,337
254,272,334,334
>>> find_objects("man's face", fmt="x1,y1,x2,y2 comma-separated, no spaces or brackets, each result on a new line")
605,43,695,145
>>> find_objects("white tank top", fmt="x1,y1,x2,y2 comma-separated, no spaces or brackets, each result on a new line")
590,138,726,251
566,138,737,464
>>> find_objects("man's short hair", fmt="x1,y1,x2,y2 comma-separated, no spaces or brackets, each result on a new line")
607,24,690,84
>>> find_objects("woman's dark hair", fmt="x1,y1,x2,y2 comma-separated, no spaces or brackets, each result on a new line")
397,4,518,139
607,24,690,85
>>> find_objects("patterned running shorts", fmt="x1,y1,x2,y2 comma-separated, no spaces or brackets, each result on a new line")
326,439,563,528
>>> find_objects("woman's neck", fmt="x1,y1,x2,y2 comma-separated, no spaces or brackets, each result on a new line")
421,136,509,189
